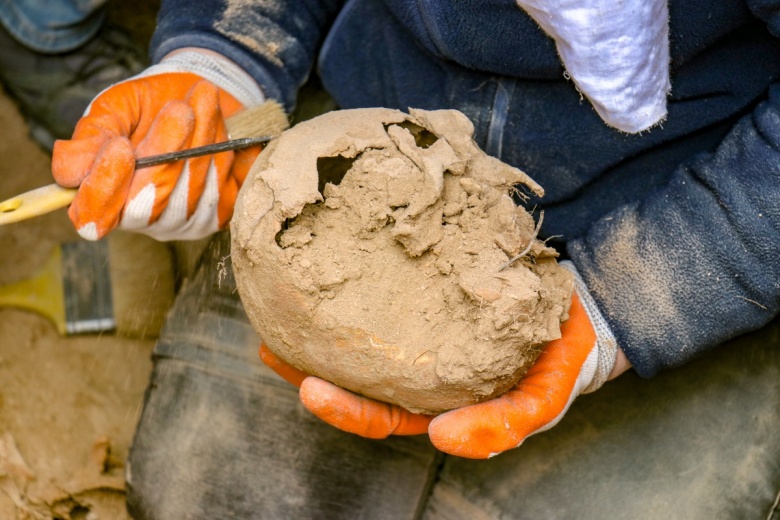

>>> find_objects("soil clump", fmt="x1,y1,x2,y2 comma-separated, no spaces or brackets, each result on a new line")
232,108,573,414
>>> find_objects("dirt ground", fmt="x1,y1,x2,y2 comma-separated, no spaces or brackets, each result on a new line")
0,3,163,519
0,2,342,516
0,81,152,520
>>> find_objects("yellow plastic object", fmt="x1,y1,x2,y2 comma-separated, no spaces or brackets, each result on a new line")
0,245,67,334
0,184,77,225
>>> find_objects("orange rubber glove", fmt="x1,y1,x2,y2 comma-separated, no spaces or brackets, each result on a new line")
259,345,434,438
259,261,624,458
428,267,617,458
51,50,266,241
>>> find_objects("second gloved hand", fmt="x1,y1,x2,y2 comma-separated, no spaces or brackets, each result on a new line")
260,261,628,459
427,261,623,458
51,50,266,241
259,344,434,438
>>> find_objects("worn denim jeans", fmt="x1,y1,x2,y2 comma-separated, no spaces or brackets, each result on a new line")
0,0,107,52
125,231,780,520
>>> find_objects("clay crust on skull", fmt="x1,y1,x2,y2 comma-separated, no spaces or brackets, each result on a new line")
231,108,573,414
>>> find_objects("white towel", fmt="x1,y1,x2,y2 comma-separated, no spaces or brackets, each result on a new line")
516,0,670,133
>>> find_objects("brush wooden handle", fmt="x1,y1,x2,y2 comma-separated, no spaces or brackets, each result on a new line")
0,101,288,226
0,184,78,225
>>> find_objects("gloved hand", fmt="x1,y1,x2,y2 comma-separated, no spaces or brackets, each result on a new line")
260,261,627,458
428,261,624,458
259,344,434,437
51,50,266,241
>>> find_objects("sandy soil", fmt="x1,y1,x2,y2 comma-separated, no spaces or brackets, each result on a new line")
0,3,161,519
0,87,156,520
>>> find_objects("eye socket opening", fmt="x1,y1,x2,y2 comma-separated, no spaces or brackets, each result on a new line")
316,154,358,195
384,121,438,149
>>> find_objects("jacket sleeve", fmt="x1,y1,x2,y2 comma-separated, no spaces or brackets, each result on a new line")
148,0,344,111
568,1,780,378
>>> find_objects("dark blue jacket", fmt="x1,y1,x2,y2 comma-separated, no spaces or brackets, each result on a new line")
151,0,780,378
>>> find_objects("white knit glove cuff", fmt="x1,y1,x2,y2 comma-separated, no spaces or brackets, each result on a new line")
146,50,266,109
84,50,266,121
560,260,619,393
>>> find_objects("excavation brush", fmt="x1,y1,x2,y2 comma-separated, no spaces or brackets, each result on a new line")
0,100,289,337
0,100,288,224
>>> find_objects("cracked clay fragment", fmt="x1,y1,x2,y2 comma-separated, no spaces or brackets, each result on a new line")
231,108,573,414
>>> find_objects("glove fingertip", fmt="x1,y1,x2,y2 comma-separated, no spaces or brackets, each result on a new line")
428,408,522,460
75,221,102,241
259,344,308,388
299,376,341,413
68,206,113,241
428,412,470,456
52,136,109,188
66,137,135,238
298,377,394,438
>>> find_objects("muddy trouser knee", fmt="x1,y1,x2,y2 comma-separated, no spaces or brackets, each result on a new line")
126,230,780,519
125,231,442,520
424,324,780,520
